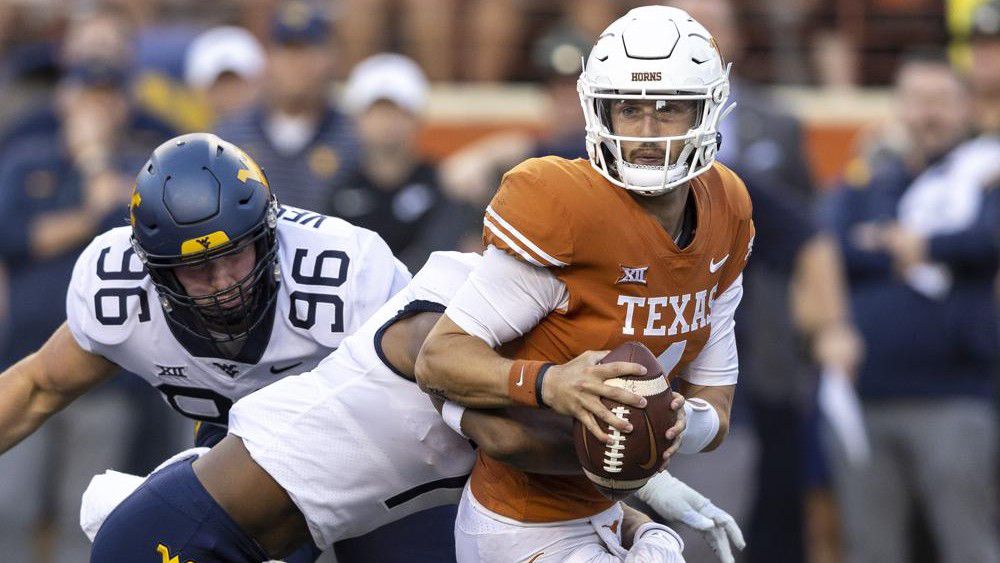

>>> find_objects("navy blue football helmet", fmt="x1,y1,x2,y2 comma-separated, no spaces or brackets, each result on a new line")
130,133,279,348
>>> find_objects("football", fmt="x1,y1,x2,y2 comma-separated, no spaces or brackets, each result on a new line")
573,341,676,500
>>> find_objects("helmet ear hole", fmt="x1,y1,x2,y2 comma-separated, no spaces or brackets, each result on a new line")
702,144,717,165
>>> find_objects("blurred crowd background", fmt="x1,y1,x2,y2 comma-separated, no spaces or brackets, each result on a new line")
0,0,996,562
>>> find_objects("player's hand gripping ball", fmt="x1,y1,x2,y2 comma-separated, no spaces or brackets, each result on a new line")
574,341,676,500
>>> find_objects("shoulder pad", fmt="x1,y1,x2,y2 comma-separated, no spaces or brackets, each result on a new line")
274,213,405,348
67,227,155,351
485,158,581,268
708,162,752,220
409,251,481,304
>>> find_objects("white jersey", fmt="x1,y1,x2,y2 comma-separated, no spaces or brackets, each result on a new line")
66,206,410,425
228,251,480,548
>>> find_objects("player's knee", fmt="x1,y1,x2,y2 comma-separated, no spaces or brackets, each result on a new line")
90,459,268,563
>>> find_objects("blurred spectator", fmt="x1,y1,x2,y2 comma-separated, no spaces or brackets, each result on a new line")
812,28,860,90
128,0,268,134
338,0,624,82
438,30,590,206
184,26,265,125
0,5,167,155
215,0,361,213
656,3,862,563
60,4,134,70
333,53,472,272
823,50,1000,563
0,57,176,563
339,0,459,80
671,0,814,202
968,0,1000,135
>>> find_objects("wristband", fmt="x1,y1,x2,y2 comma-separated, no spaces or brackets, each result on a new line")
535,363,554,407
677,398,720,454
441,401,468,439
507,360,549,407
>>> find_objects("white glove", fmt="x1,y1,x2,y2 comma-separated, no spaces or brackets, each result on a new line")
635,471,745,563
80,447,209,541
625,523,685,563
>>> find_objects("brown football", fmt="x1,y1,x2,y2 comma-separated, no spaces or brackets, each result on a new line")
573,341,676,500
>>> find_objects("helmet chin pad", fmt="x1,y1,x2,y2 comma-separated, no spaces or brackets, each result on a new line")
619,161,690,193
608,139,697,194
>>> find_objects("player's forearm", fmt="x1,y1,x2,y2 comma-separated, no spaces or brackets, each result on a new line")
676,381,734,452
0,355,65,453
0,325,116,453
461,407,579,474
415,316,515,408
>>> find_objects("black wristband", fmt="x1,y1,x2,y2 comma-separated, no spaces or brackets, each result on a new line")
535,363,554,408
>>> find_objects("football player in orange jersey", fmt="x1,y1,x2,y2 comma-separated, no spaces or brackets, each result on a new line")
415,5,753,561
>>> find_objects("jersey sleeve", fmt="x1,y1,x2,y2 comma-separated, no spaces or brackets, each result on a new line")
344,229,412,337
445,245,568,347
483,159,575,268
681,274,742,386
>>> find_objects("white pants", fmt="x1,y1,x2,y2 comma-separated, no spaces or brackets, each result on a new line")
455,486,684,563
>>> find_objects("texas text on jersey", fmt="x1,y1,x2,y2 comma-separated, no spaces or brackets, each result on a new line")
66,205,409,426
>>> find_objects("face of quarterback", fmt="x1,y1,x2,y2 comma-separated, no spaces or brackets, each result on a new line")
609,99,699,167
896,62,971,163
173,244,258,310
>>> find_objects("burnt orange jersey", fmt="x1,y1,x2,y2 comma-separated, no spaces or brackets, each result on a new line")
472,157,754,522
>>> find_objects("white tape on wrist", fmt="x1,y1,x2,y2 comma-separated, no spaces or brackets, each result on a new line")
677,398,720,454
442,400,468,439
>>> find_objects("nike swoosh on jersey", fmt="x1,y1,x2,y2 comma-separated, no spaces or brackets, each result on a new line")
709,254,729,273
270,361,304,375
516,366,526,386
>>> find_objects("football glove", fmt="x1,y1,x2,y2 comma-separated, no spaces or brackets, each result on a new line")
635,470,745,563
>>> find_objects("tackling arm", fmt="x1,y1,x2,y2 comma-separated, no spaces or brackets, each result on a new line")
415,247,647,442
387,312,579,474
417,315,647,443
414,315,514,407
0,322,118,453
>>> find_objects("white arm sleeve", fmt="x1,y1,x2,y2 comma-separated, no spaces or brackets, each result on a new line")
445,245,568,347
681,274,743,386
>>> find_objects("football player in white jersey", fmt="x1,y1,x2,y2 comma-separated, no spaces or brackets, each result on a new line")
88,251,743,562
0,133,420,561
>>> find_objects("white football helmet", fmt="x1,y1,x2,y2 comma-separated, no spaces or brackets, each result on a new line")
578,5,735,196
